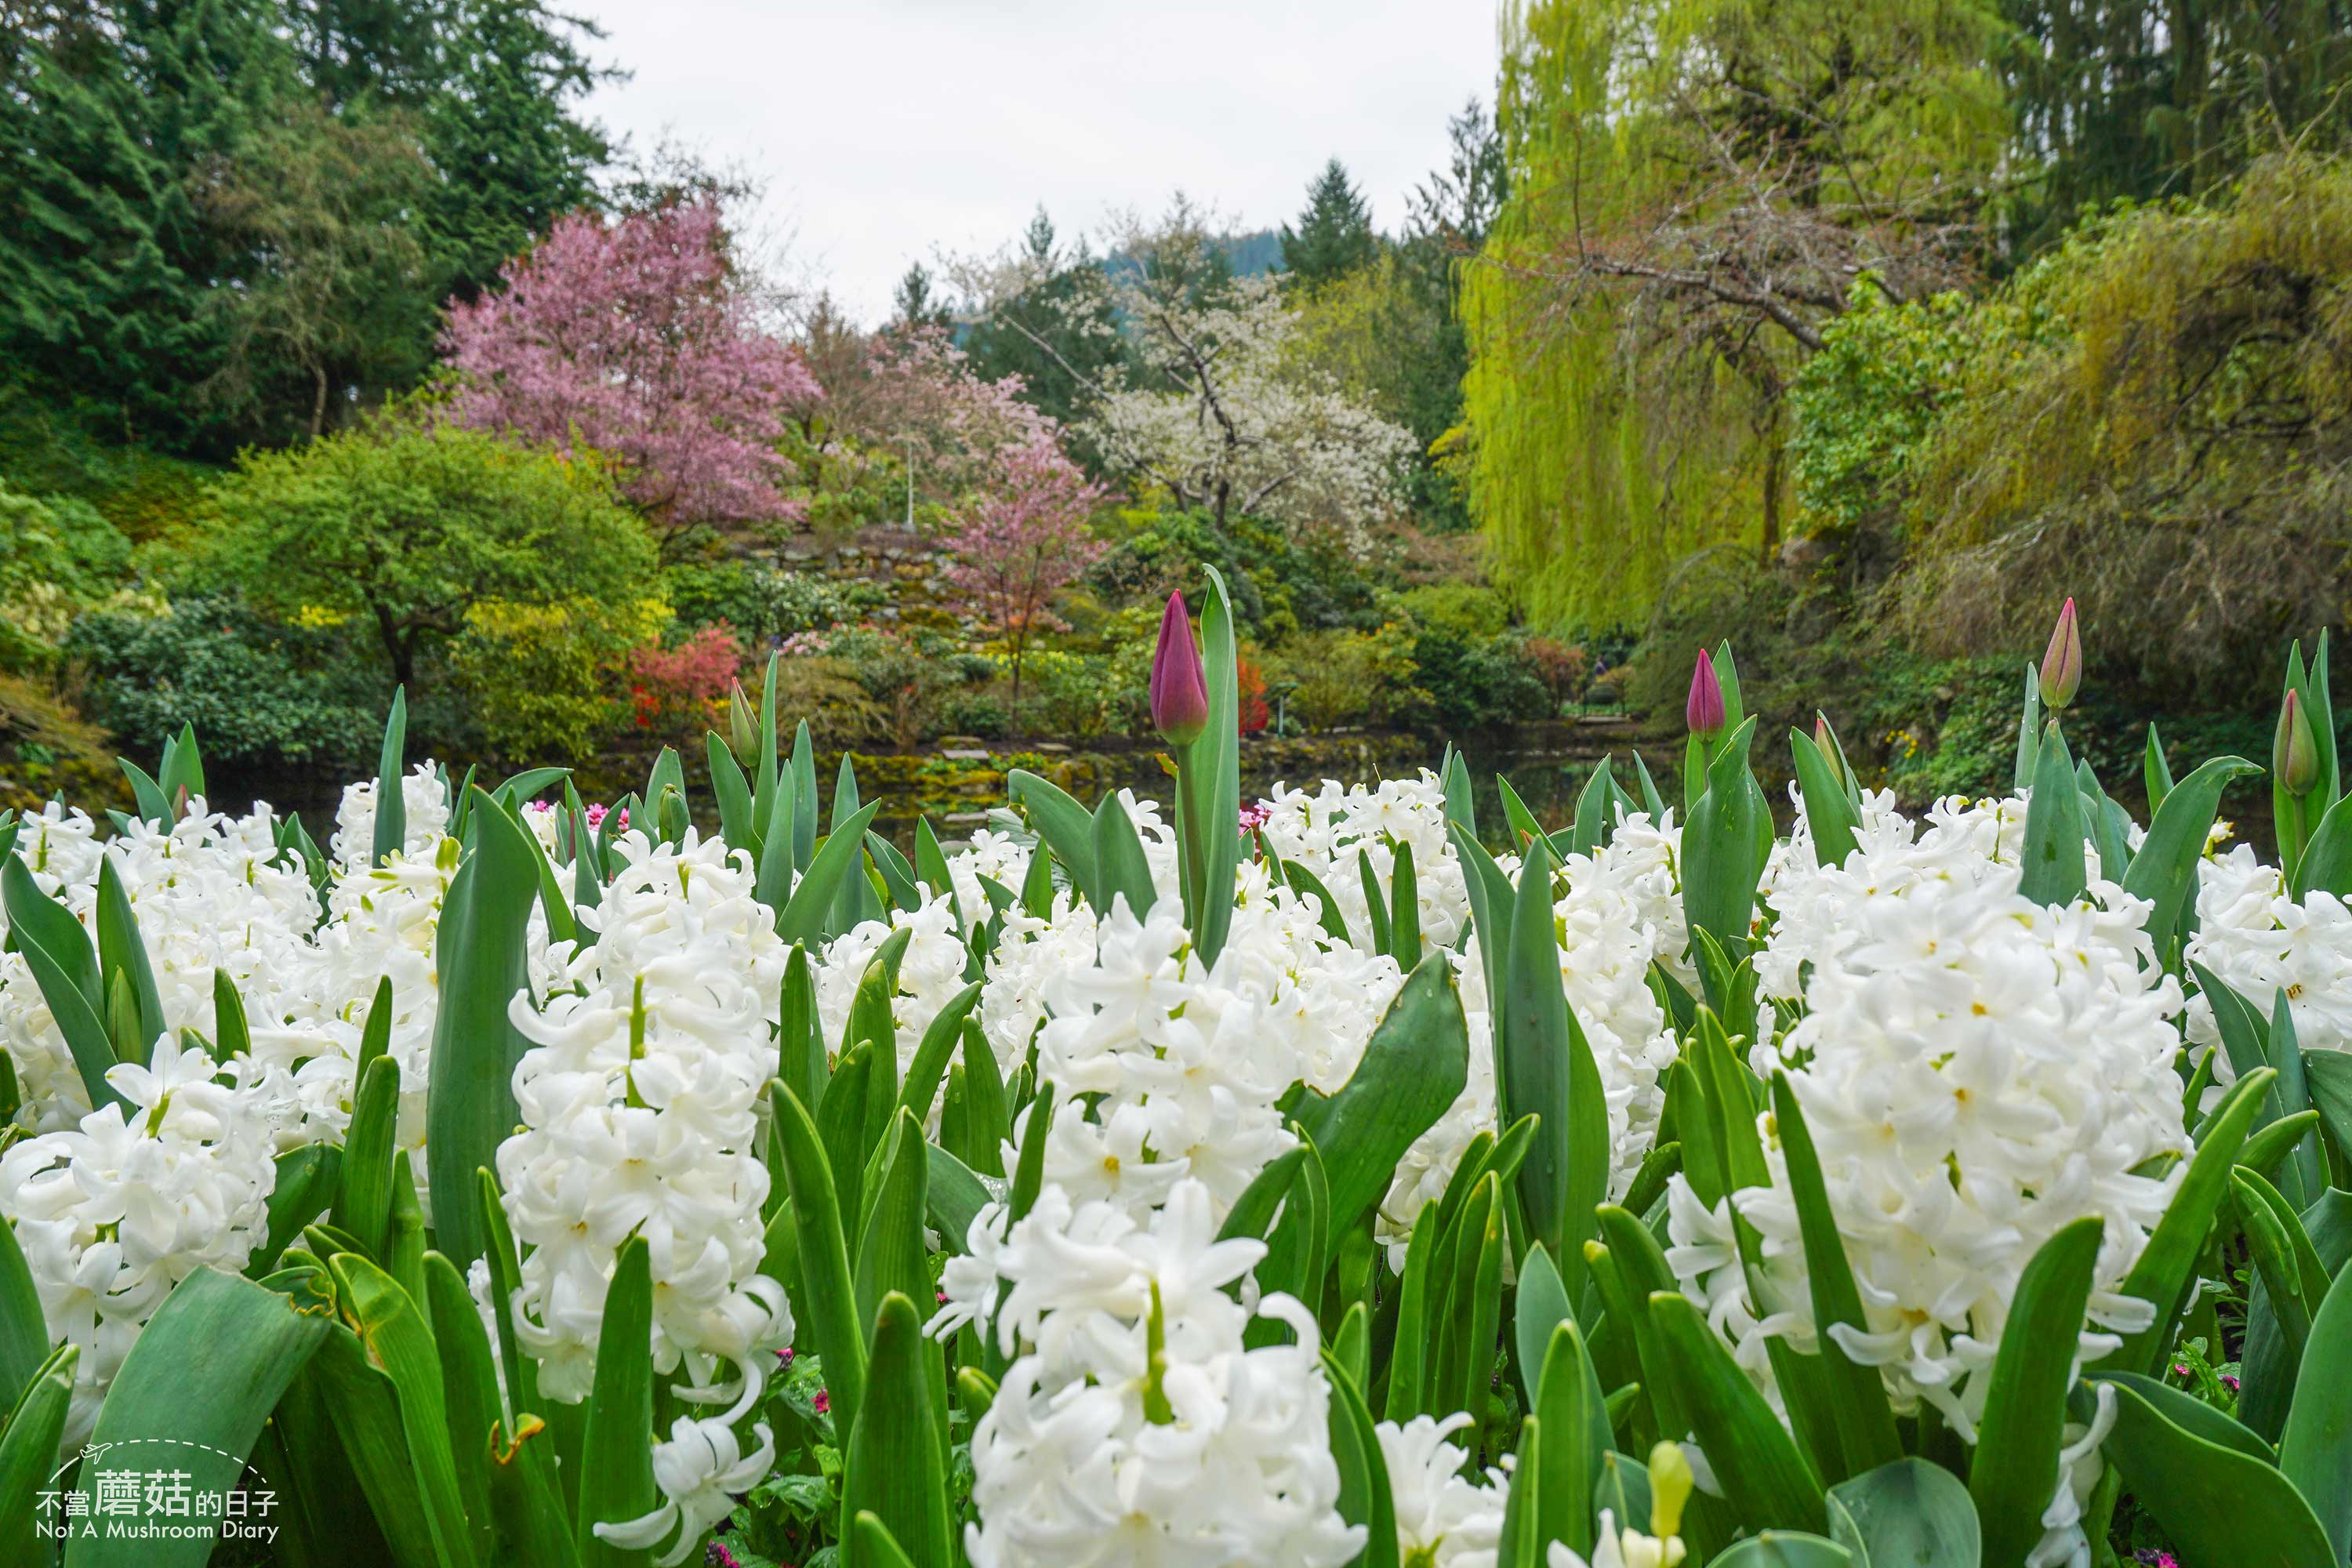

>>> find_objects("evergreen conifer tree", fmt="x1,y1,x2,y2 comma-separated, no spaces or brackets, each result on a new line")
1279,158,1379,287
0,0,296,453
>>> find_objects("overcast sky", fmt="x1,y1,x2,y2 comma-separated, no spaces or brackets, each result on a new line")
574,1,1501,325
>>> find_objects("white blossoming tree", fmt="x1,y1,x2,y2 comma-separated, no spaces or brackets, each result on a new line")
951,200,1417,542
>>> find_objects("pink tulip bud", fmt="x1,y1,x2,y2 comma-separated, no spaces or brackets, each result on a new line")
2039,597,2082,710
1686,649,1726,737
1151,592,1210,746
2277,688,2320,795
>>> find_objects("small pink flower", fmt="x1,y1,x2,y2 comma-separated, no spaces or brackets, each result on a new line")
2172,1363,2189,1377
812,1388,830,1415
2223,1374,2240,1392
706,1544,740,1568
775,1346,794,1364
1238,801,1272,833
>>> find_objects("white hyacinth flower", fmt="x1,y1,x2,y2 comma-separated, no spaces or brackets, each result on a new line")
1380,1412,1512,1568
593,1386,777,1566
1546,1509,1687,1568
959,1179,1365,1568
0,1034,276,1442
1672,789,2187,1568
495,827,793,1406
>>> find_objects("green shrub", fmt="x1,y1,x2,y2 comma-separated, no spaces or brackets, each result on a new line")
0,481,136,671
664,559,886,644
445,597,669,762
64,593,387,768
940,693,1009,739
1085,507,1388,642
1787,281,1979,537
1389,581,1510,638
0,381,220,542
197,411,662,692
780,624,978,748
1011,649,1130,738
1398,624,1552,732
1261,625,1421,731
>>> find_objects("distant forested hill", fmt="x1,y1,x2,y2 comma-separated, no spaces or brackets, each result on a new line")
1100,228,1283,285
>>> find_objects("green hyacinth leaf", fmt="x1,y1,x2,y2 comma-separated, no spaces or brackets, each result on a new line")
67,1269,332,1568
1827,1457,1981,1568
2097,1374,2335,1568
1969,1217,2103,1568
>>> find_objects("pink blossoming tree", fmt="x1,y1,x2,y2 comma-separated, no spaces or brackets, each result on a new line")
788,315,1055,523
442,199,818,554
946,433,1106,732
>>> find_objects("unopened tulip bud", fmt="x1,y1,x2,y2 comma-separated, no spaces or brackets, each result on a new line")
1150,592,1209,746
1814,712,1843,788
2039,597,2082,710
1686,649,1726,738
727,681,758,766
2277,688,2320,795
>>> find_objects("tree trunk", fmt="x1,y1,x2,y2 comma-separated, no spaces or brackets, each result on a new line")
1007,637,1024,742
310,365,330,439
375,603,416,691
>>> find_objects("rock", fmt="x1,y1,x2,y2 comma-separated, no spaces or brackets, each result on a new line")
940,748,992,761
1780,532,1834,571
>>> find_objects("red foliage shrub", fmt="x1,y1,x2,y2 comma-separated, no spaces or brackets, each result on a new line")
1237,657,1270,735
1523,637,1591,702
629,622,744,737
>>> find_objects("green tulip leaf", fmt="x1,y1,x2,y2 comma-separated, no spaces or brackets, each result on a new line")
2279,1249,2352,1563
842,1293,951,1567
425,789,539,1269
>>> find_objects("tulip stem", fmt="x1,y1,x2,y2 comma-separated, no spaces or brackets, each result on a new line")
1175,741,1207,931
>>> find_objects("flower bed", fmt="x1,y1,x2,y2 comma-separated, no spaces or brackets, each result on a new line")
0,575,2347,1568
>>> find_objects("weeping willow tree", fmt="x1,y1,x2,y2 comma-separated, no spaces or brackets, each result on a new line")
1897,153,2352,700
1460,0,2009,630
